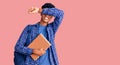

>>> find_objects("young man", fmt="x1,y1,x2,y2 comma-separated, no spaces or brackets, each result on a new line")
14,3,64,65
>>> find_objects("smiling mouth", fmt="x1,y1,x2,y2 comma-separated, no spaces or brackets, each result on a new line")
45,17,48,20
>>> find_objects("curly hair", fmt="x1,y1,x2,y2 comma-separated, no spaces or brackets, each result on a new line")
42,3,55,9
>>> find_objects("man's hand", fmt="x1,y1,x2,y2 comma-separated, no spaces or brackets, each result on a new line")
28,7,42,14
32,48,46,56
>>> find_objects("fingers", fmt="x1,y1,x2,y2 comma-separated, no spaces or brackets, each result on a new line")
28,7,39,14
40,48,45,51
40,48,46,54
28,7,34,12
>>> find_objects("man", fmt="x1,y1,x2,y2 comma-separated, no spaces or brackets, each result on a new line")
14,3,64,65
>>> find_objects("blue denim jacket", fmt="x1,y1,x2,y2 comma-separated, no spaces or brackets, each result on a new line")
14,8,64,65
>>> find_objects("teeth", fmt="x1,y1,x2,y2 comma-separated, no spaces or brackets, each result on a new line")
45,17,48,19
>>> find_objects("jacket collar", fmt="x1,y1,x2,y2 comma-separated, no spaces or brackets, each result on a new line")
35,22,49,28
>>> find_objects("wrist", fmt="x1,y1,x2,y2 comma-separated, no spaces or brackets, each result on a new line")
38,8,42,13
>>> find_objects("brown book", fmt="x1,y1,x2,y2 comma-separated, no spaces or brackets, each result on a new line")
28,34,51,60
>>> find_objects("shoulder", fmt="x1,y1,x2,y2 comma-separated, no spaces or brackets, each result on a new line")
27,22,38,28
24,23,38,32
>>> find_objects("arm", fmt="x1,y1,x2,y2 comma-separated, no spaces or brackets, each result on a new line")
42,8,64,34
15,25,33,55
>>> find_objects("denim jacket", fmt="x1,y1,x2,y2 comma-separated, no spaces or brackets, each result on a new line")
14,8,64,65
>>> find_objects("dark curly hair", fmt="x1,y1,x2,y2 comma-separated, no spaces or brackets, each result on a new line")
42,3,55,9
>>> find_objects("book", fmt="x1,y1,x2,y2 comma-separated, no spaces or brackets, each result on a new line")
28,34,51,60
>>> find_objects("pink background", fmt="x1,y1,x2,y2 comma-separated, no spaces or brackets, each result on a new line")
0,0,120,65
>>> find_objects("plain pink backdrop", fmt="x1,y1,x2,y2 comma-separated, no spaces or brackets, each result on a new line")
0,0,120,65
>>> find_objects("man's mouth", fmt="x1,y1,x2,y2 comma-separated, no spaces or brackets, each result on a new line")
43,17,49,22
45,17,48,20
